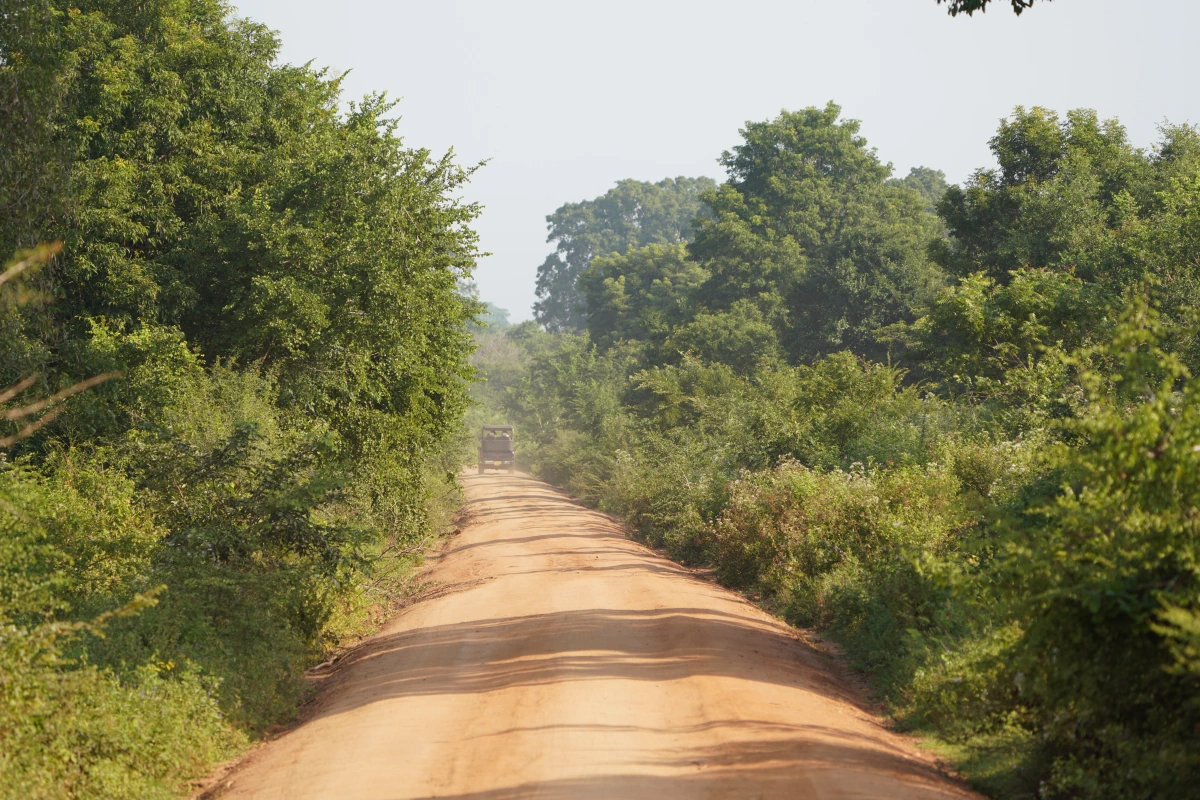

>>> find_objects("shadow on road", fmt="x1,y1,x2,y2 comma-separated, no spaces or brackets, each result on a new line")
392,733,959,799
317,606,852,722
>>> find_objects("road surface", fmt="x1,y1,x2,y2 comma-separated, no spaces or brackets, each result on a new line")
214,473,978,800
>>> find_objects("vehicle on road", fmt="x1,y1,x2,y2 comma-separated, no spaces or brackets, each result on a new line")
478,425,515,474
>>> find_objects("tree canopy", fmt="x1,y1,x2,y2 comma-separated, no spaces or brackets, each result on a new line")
2,0,480,452
577,103,947,367
533,176,715,332
486,100,1200,799
690,103,945,363
1,1,482,793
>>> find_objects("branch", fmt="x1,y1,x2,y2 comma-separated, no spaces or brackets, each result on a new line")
0,374,38,405
0,371,122,448
0,241,62,289
3,371,121,421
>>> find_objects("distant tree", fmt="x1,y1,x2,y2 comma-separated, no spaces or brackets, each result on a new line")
473,302,512,332
898,107,1200,388
690,102,945,365
459,279,510,331
935,107,1200,286
937,0,1046,15
888,166,949,215
533,176,716,332
664,299,784,372
579,243,707,352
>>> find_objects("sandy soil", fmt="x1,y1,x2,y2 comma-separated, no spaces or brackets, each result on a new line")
212,473,979,800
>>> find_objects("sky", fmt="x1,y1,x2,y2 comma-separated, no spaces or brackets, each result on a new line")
230,0,1199,322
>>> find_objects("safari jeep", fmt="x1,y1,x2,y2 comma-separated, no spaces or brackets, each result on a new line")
478,425,515,474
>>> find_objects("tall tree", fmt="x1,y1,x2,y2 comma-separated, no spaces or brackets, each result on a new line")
889,166,949,215
579,243,708,353
0,0,486,791
690,103,945,364
533,176,715,332
2,0,482,452
928,106,1200,375
935,107,1200,285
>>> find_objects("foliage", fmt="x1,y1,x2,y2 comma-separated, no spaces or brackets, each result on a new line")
0,0,70,253
889,166,949,216
474,302,513,332
0,0,478,795
580,243,708,354
713,460,967,686
933,108,1200,291
534,176,716,332
912,299,1200,797
937,0,1045,15
689,103,946,363
503,102,1200,799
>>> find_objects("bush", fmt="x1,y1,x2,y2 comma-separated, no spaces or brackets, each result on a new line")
921,298,1200,797
713,461,968,686
0,461,245,800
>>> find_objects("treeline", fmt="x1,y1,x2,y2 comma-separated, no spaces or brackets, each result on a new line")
477,104,1200,798
1,1,479,797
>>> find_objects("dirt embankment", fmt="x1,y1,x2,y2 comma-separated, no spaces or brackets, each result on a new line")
209,473,979,800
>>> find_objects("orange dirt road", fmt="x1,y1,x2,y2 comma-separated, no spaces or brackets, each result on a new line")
216,473,979,800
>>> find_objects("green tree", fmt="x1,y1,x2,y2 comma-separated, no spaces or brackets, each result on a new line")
934,107,1199,285
579,243,708,353
889,166,949,215
0,0,70,254
954,298,1200,796
663,300,783,372
1,0,481,459
690,102,945,364
533,176,716,332
932,107,1200,372
0,2,483,790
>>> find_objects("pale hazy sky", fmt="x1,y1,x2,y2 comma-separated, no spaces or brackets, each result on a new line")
231,0,1198,322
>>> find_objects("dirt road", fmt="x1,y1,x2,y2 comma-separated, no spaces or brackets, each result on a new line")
216,474,978,799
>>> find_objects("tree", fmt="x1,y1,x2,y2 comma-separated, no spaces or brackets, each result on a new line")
533,176,716,332
690,103,945,364
664,300,783,372
0,3,486,786
2,0,481,455
935,107,1154,283
889,166,949,215
0,0,70,255
579,243,708,353
933,106,1200,369
975,297,1200,796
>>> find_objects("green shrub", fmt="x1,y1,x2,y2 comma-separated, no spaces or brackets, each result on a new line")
0,659,245,800
0,461,245,800
712,461,968,686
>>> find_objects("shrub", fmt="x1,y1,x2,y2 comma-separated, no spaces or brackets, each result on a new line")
712,461,968,686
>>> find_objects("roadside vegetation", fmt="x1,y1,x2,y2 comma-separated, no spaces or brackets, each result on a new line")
1,1,479,797
3,0,1192,797
476,104,1200,798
